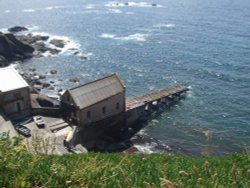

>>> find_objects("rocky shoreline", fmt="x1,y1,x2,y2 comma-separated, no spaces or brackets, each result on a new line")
0,26,88,67
0,26,89,96
20,67,81,97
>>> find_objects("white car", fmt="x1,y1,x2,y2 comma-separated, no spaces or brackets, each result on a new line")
33,116,45,128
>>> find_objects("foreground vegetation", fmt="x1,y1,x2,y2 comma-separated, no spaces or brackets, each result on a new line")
0,135,249,188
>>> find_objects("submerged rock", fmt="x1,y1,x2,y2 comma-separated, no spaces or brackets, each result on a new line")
79,54,88,60
50,70,57,74
69,77,80,83
39,75,46,79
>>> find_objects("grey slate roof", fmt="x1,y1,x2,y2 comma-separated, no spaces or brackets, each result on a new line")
68,74,125,109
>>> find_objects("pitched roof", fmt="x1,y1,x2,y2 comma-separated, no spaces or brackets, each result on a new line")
0,67,29,92
68,74,125,109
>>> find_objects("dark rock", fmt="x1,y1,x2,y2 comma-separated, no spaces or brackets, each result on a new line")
50,39,65,48
79,54,88,60
33,84,43,90
17,34,50,45
50,81,55,84
17,34,37,44
73,51,79,55
36,35,49,41
39,75,46,79
34,80,42,85
0,55,8,67
69,77,80,83
29,67,36,72
8,26,28,33
152,3,157,6
0,32,34,65
49,48,61,54
32,42,48,52
48,86,55,90
42,82,50,88
50,70,57,74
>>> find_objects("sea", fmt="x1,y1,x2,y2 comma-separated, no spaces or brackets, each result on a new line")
0,0,249,156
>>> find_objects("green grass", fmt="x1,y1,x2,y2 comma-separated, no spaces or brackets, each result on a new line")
0,135,249,188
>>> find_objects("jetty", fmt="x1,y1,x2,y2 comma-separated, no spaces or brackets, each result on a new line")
126,86,189,110
126,86,189,126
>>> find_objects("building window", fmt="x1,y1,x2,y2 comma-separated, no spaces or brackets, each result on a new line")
116,102,120,110
87,111,91,118
102,106,106,114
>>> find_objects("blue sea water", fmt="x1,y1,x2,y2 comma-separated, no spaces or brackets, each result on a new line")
0,0,249,155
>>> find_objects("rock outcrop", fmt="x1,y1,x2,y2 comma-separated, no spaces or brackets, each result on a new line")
0,32,34,67
8,26,28,33
0,26,84,67
17,34,49,45
50,39,65,48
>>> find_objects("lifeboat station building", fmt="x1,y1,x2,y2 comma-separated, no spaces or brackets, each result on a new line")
0,67,31,117
61,74,126,129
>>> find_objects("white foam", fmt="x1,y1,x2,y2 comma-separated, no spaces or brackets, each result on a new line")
26,25,40,31
22,9,36,12
154,24,176,28
99,33,117,39
117,33,148,42
44,6,61,10
4,10,10,13
152,119,159,124
134,144,155,154
126,12,134,14
48,35,81,55
108,9,122,13
0,27,8,33
100,32,148,42
44,5,77,10
86,4,96,9
105,1,163,8
149,85,155,91
76,52,93,59
28,31,81,56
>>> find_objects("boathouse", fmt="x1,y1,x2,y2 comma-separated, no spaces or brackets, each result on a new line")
61,74,126,128
0,67,31,117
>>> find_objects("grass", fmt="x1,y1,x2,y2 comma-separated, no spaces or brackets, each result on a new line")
0,135,249,187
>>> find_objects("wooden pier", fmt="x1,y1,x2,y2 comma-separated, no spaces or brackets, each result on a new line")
125,86,189,126
126,86,189,110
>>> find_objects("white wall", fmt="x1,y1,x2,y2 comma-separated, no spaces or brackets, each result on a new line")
1,87,31,116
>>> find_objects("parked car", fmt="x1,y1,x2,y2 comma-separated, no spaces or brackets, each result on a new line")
15,124,31,137
33,116,45,128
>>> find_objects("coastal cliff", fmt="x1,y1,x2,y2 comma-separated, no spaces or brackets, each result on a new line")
0,32,34,67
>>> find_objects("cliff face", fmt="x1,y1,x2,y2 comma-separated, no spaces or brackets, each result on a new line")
0,32,34,67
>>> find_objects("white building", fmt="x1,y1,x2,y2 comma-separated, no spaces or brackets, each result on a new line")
0,67,31,117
